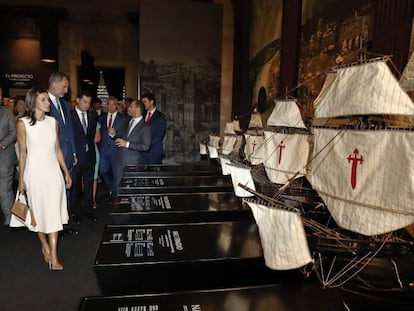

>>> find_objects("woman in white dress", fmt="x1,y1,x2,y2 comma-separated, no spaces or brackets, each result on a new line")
15,87,72,271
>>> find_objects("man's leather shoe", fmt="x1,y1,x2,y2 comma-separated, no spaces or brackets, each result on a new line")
60,226,79,238
67,227,80,235
84,211,97,222
111,196,120,204
71,214,81,225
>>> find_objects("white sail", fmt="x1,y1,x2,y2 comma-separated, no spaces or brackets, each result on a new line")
244,134,265,165
207,145,219,158
224,122,236,134
313,71,337,112
208,134,220,147
400,52,414,92
221,136,237,155
248,112,263,129
244,199,312,270
232,119,242,132
234,135,243,153
227,164,255,197
219,156,232,175
199,142,207,155
267,99,306,128
309,128,414,236
315,60,414,118
263,130,310,184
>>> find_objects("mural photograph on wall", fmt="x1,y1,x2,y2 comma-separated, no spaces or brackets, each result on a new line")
249,0,283,122
139,0,222,162
297,0,374,124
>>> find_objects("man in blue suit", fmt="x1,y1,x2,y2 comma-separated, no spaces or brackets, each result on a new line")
70,90,98,223
141,92,166,164
98,96,126,199
48,72,77,234
48,72,77,172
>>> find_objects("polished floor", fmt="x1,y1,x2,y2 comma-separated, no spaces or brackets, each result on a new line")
0,189,111,311
0,188,351,311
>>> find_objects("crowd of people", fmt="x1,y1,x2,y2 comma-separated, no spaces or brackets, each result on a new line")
0,72,167,271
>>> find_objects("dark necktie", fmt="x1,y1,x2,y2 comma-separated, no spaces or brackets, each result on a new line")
81,112,87,134
127,119,135,135
145,111,151,123
56,98,65,124
108,113,113,128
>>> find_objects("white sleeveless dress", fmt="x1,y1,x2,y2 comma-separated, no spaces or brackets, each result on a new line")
12,116,68,233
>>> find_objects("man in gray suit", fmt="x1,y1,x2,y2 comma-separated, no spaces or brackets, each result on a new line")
113,99,151,196
0,102,17,226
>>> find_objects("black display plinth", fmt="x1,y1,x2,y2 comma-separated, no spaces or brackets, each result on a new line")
123,164,222,177
110,193,252,224
118,176,234,195
93,222,302,295
79,282,347,311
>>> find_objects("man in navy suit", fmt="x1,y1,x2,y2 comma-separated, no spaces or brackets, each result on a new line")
48,72,77,172
48,72,78,234
70,90,98,223
141,92,166,164
113,99,151,193
98,96,126,198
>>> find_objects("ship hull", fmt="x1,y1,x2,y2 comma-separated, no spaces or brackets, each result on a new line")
319,251,414,309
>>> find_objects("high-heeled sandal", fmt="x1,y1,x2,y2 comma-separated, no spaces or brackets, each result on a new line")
49,260,64,271
41,248,51,264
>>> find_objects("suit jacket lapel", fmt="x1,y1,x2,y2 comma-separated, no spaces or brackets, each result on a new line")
128,119,144,137
86,112,93,135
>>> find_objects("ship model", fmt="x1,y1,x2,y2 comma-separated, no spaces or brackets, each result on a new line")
223,56,414,309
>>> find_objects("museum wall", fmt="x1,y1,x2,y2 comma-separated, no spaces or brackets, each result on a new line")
232,0,414,129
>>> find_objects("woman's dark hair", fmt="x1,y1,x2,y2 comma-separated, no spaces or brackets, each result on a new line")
25,87,47,126
13,95,27,117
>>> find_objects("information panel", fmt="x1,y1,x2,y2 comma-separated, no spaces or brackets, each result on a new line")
96,221,262,264
93,222,301,294
123,164,222,177
118,176,234,195
110,193,252,224
80,282,347,311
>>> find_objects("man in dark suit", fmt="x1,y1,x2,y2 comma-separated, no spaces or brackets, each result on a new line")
113,99,151,194
47,72,77,172
0,101,17,227
98,96,126,198
48,72,78,234
141,92,166,164
69,90,98,223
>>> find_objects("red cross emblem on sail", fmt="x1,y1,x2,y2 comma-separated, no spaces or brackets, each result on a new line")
251,140,257,153
277,141,285,164
347,148,363,190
